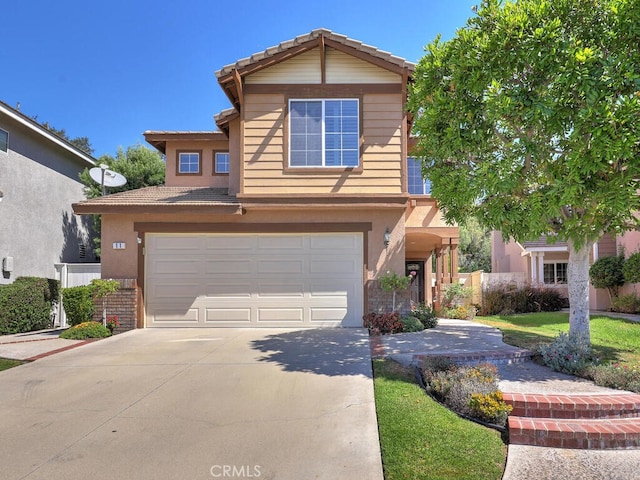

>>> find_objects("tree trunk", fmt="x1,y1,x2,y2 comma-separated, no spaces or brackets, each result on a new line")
567,239,593,344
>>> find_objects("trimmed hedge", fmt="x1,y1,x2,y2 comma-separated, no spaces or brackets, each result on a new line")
62,285,95,326
0,277,60,334
60,321,110,339
480,284,564,315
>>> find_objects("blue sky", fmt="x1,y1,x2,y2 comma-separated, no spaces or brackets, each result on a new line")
2,0,477,158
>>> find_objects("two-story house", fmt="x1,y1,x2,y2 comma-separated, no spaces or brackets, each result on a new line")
73,29,459,329
0,100,96,285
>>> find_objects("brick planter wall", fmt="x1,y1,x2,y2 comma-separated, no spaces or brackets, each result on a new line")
366,281,411,319
92,279,139,334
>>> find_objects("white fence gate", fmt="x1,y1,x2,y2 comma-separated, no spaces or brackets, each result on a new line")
54,263,101,327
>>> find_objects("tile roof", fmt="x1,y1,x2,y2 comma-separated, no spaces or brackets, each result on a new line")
215,28,415,78
76,186,239,207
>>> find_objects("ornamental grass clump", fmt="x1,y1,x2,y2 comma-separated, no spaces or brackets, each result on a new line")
538,332,597,375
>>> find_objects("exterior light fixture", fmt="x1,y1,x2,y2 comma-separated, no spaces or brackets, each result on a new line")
384,228,391,249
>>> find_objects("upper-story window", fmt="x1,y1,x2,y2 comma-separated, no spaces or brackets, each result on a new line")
0,128,8,153
407,157,431,195
177,151,201,175
289,99,359,168
214,152,229,174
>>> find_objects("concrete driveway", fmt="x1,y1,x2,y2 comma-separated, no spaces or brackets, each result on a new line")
0,328,382,480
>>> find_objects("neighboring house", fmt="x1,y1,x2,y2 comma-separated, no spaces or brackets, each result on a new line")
0,100,96,286
73,29,459,329
492,230,640,310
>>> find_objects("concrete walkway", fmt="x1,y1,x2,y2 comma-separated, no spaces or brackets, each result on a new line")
0,328,90,361
376,319,640,480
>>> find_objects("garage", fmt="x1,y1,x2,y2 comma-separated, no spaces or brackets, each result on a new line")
145,232,363,327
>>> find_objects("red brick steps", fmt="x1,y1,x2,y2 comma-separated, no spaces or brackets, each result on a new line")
505,392,640,449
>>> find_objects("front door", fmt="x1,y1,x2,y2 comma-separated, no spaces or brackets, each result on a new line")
405,261,425,305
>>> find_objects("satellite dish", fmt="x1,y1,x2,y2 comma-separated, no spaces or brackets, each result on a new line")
89,165,127,196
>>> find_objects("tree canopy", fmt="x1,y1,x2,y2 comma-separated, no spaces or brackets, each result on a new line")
458,218,492,273
408,0,640,341
79,145,165,255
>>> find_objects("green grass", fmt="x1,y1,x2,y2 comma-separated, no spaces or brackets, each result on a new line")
0,358,23,371
373,359,506,480
474,312,640,365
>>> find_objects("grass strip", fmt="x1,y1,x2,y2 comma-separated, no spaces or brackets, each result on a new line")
373,358,506,480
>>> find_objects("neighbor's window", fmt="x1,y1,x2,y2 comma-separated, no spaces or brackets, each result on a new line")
178,151,200,174
544,262,568,284
214,152,229,174
0,129,8,153
289,99,359,167
407,157,431,195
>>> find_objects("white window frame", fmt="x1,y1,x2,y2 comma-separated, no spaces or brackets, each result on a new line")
214,152,230,174
178,152,200,174
543,262,568,284
407,157,431,195
0,128,8,153
288,98,360,168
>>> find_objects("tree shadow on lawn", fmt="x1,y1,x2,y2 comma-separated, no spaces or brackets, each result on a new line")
250,328,374,378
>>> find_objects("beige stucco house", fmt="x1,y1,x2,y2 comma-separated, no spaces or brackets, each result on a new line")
73,29,459,329
492,230,640,310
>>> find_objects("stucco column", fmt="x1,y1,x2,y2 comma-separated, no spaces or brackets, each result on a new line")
530,252,538,283
425,253,434,305
442,244,451,283
537,252,545,284
450,240,459,283
434,248,444,308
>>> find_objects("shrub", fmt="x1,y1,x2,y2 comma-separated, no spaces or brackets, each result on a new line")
60,321,111,339
610,293,640,314
538,332,597,375
422,361,510,427
438,305,476,320
0,277,59,334
62,286,95,326
469,391,513,426
410,302,438,329
584,362,640,393
623,251,640,285
363,312,403,335
479,284,564,315
400,315,424,332
589,255,625,299
441,283,473,308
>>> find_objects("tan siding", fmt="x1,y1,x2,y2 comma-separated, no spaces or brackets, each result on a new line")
245,49,321,84
242,92,403,195
325,48,401,84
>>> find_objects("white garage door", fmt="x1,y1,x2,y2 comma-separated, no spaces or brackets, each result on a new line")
145,232,363,327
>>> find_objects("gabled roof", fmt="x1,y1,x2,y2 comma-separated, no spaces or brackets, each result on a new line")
143,130,227,154
0,100,96,167
215,28,415,113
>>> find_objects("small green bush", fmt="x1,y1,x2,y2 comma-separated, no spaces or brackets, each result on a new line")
363,312,403,335
441,283,473,308
538,332,597,375
623,251,640,285
400,315,424,332
60,321,111,339
610,293,640,314
0,277,59,334
584,362,640,393
589,255,625,298
438,305,476,320
410,303,438,329
62,286,95,326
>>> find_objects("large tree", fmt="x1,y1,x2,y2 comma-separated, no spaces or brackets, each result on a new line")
459,218,492,273
408,0,640,343
79,145,165,254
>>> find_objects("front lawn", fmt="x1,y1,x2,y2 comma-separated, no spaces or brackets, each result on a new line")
373,359,506,480
0,358,23,371
475,312,640,366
